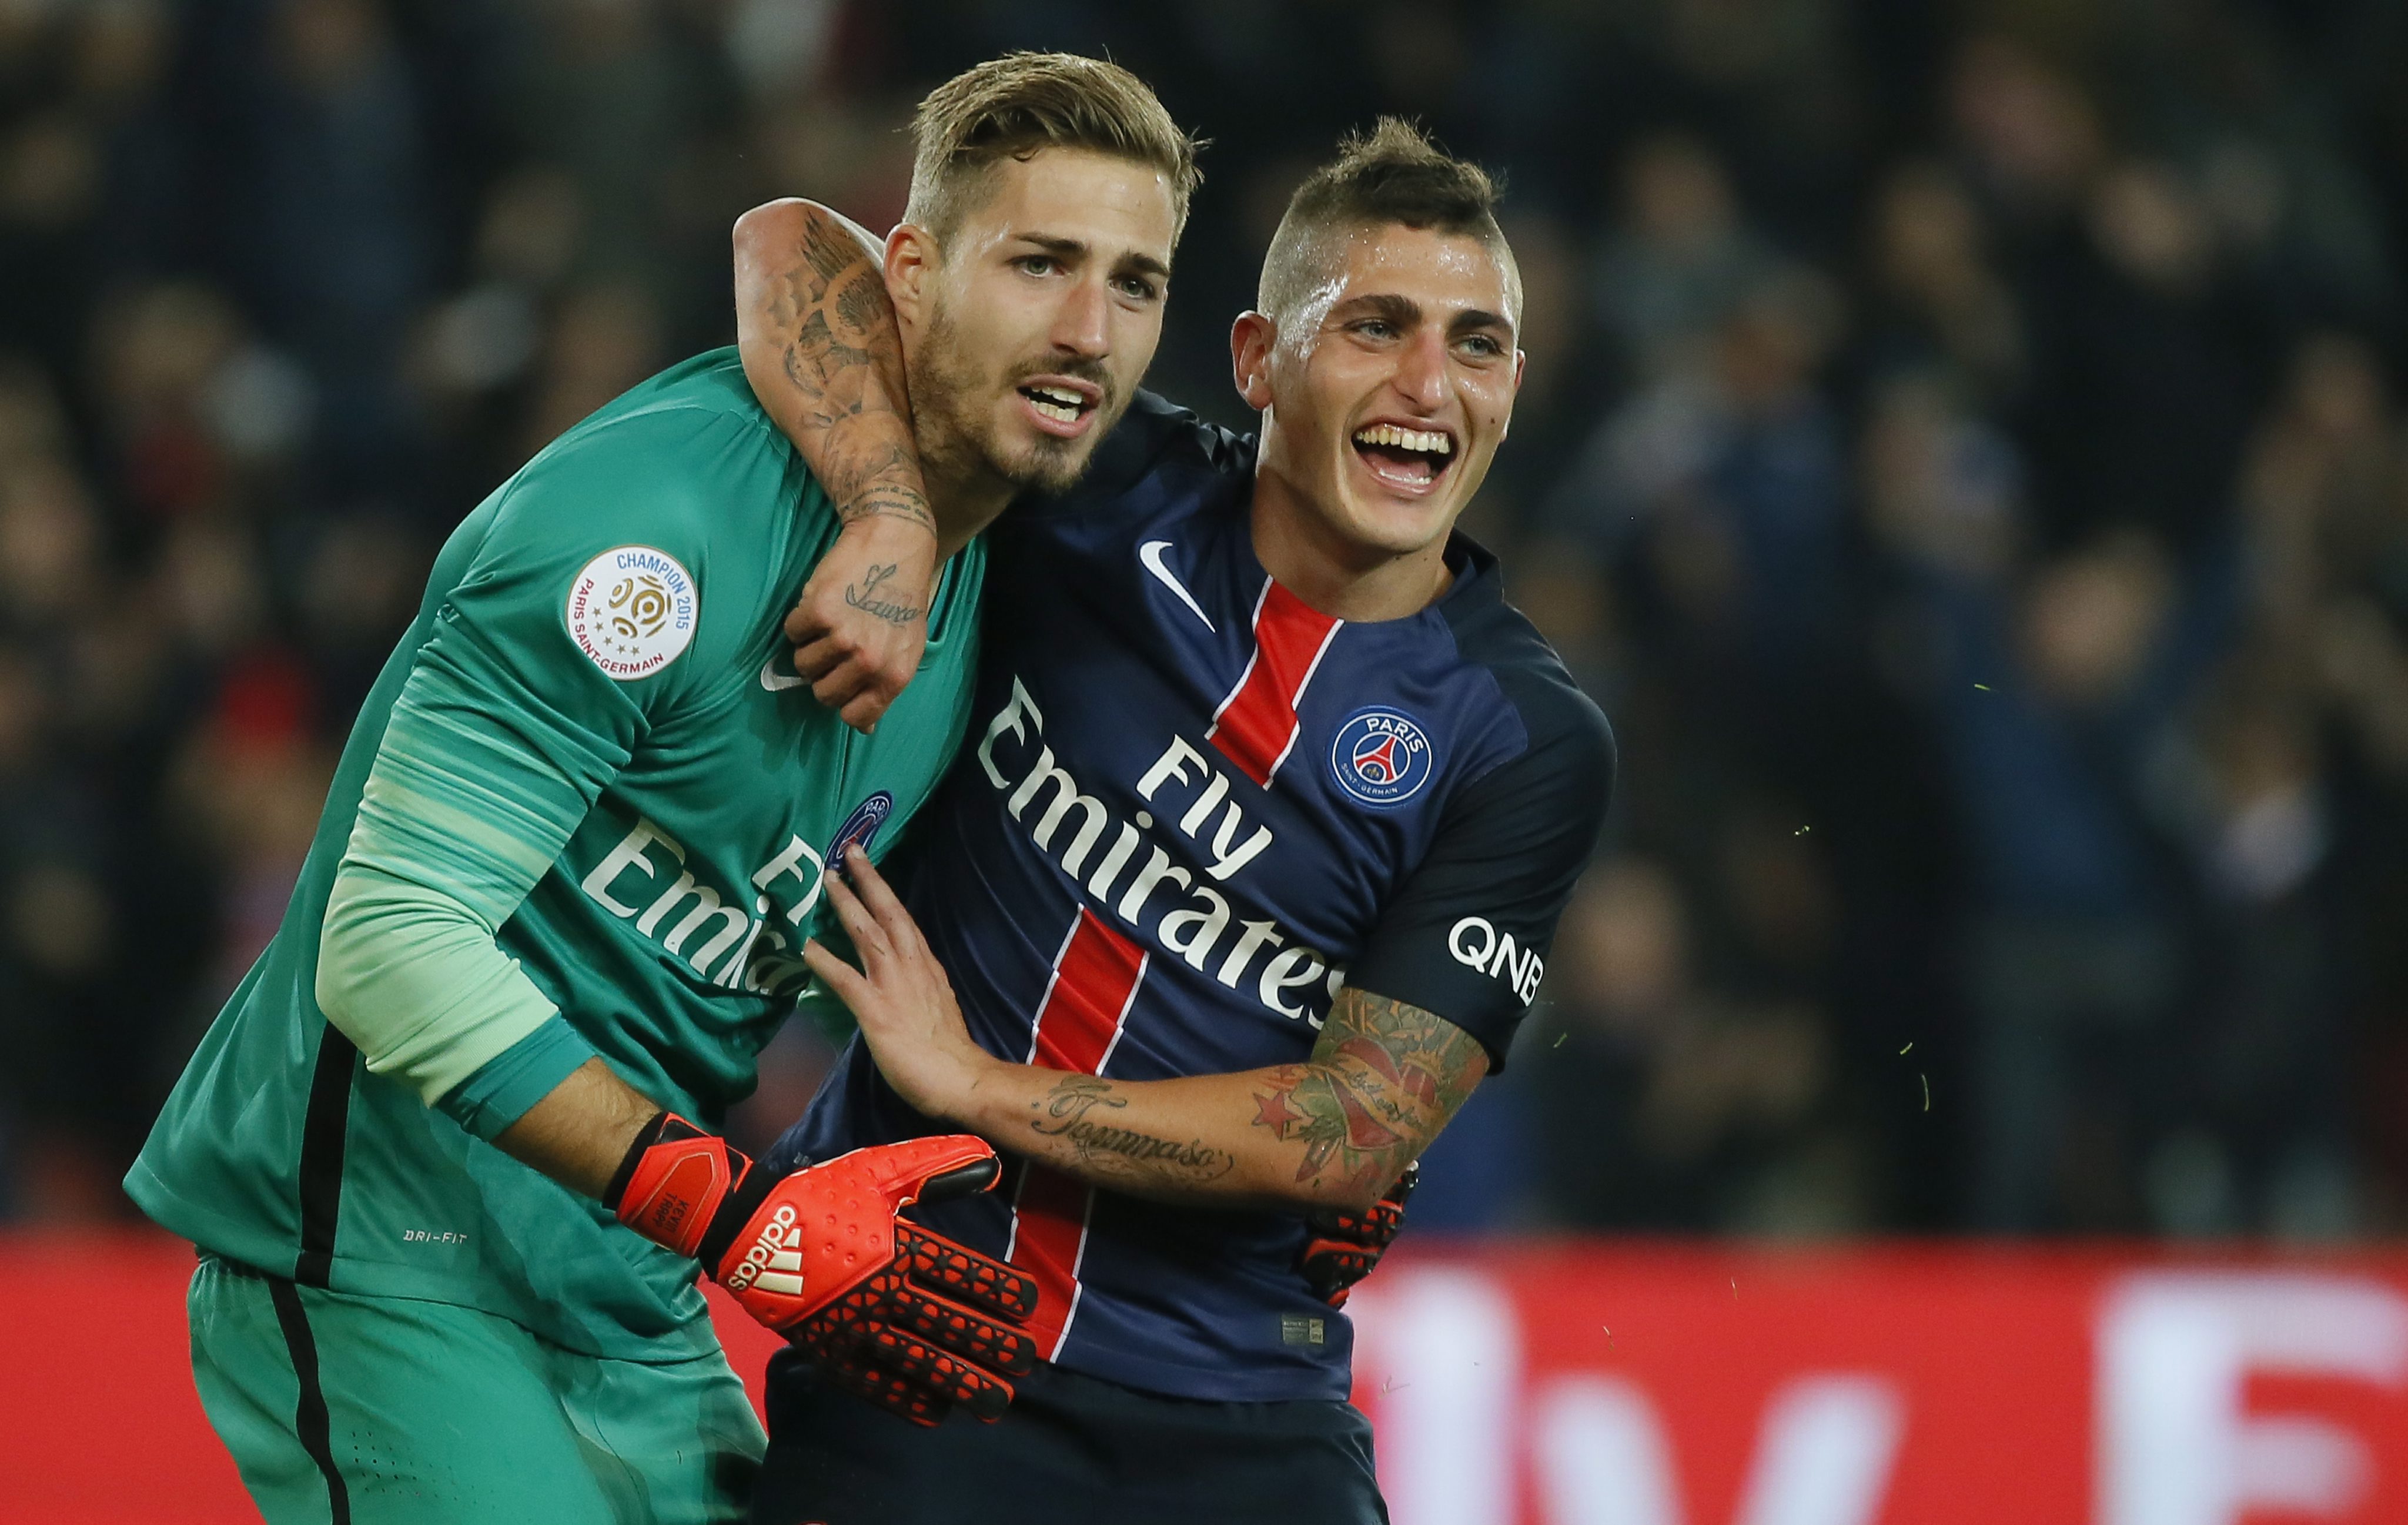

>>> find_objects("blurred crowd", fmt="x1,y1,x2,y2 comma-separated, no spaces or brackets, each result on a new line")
2,0,2405,1239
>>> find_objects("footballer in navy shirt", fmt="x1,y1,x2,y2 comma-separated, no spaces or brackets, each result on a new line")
740,118,1611,1525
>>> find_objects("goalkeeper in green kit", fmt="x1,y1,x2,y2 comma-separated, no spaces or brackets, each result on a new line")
125,55,1199,1524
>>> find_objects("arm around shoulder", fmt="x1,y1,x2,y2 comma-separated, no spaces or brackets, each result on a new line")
734,196,939,732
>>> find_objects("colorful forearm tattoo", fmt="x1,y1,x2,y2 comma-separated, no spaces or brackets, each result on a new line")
1250,988,1486,1197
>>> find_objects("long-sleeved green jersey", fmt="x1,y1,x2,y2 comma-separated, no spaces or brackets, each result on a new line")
128,350,984,1360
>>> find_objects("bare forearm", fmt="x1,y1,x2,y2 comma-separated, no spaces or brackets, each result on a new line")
493,1057,660,1200
951,1051,1454,1213
805,855,1485,1213
944,988,1484,1212
947,1063,1332,1210
732,199,931,538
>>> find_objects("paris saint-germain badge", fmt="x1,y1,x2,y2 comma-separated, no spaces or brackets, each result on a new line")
826,791,894,875
1330,708,1435,808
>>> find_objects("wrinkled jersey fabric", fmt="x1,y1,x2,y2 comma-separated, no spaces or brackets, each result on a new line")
131,350,985,1360
774,393,1613,1400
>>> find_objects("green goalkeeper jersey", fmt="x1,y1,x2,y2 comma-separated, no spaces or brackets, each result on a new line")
128,349,984,1361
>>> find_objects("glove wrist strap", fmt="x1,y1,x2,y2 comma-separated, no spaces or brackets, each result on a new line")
695,1155,774,1270
607,1112,757,1263
602,1112,671,1210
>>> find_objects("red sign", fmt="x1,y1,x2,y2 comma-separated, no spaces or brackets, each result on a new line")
5,1236,2407,1525
1346,1245,2408,1525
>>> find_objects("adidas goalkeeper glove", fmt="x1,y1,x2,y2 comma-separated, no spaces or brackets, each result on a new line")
1299,1161,1419,1307
607,1113,1038,1425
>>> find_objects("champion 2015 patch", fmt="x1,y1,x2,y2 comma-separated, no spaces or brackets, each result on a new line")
1329,705,1435,807
566,546,697,680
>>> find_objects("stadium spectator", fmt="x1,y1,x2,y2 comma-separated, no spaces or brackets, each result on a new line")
0,0,2402,1240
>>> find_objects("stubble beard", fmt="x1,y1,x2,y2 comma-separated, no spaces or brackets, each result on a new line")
913,303,1108,500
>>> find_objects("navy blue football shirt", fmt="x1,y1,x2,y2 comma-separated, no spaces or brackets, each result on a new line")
771,394,1613,1402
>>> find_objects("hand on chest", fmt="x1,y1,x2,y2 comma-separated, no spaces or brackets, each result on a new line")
560,679,939,1002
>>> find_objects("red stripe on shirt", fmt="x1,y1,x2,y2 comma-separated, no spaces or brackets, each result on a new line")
1006,908,1148,1360
1207,579,1342,787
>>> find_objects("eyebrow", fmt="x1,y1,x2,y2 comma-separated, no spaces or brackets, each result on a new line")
1335,293,1422,326
1012,232,1172,283
1335,292,1516,340
1449,307,1515,340
1116,250,1172,283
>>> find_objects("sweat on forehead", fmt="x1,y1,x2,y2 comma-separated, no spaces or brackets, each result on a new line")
1257,219,1523,337
1252,118,1520,335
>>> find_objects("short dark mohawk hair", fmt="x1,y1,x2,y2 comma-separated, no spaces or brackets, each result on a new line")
1257,118,1518,326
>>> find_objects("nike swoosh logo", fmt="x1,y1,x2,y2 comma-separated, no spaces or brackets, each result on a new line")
1139,540,1216,633
759,655,806,692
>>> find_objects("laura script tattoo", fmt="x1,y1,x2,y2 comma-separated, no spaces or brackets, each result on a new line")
1249,989,1487,1198
842,563,927,626
1029,1076,1234,1182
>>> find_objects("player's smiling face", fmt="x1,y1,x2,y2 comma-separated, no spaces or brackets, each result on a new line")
1240,224,1523,560
899,147,1178,498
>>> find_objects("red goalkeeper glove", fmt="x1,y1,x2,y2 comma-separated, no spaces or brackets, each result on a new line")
606,1113,1038,1425
1299,1161,1419,1308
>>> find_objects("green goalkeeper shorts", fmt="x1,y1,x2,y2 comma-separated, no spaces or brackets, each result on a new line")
187,1255,765,1524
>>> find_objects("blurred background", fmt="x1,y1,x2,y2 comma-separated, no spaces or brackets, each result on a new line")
1,0,2406,1255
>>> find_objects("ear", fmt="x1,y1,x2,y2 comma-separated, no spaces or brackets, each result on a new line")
1500,347,1528,442
886,223,938,331
1230,311,1277,412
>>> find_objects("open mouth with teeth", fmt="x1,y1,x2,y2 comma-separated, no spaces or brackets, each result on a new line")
1352,422,1456,490
1020,383,1097,425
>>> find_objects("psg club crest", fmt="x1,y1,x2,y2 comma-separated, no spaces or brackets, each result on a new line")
826,791,894,871
1329,707,1434,808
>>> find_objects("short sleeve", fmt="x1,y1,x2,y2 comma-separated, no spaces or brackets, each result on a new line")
1345,688,1614,1073
319,403,802,1104
432,1014,599,1141
375,402,801,876
433,404,792,733
352,402,796,938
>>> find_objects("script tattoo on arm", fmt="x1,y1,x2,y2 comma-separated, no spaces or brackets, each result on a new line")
841,563,928,626
1249,988,1489,1200
1026,1075,1236,1185
758,215,934,536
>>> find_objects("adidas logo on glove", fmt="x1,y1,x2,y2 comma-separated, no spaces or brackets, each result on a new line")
726,1204,807,1296
608,1116,1036,1426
